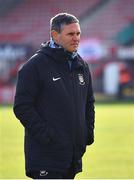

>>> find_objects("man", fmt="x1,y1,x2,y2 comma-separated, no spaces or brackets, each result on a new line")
13,13,95,179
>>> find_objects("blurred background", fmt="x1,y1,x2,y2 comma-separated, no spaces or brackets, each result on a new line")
0,0,134,179
0,0,134,103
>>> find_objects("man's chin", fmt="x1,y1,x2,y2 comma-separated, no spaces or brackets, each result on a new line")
68,48,78,53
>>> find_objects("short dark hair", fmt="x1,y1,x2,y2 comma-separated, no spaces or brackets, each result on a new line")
50,13,79,33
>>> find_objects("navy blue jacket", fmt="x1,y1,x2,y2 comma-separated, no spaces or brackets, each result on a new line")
13,42,95,177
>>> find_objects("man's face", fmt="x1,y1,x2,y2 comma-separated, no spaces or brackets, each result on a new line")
53,23,81,53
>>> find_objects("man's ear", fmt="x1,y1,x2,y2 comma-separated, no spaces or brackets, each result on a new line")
51,30,59,43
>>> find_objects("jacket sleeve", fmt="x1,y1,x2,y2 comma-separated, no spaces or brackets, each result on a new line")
85,64,95,145
13,59,50,145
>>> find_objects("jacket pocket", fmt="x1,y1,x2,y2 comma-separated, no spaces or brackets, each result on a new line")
47,126,70,151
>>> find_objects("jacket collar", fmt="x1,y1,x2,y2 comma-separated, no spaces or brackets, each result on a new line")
37,42,84,70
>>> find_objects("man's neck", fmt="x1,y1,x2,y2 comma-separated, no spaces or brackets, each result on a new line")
49,38,62,49
49,38,77,59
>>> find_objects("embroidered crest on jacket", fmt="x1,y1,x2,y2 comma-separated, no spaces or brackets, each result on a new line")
78,74,85,85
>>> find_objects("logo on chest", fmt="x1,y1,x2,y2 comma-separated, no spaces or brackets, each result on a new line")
78,74,85,85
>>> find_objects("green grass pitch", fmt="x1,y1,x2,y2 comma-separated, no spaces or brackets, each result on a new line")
0,102,134,179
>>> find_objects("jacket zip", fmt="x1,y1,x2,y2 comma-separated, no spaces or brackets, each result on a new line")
70,70,79,161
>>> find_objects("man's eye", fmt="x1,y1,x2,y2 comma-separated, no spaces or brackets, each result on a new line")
68,33,74,36
67,32,81,36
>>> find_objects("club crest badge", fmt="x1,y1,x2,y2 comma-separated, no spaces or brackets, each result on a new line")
78,74,85,85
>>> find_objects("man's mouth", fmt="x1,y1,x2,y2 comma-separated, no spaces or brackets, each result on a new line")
71,44,78,47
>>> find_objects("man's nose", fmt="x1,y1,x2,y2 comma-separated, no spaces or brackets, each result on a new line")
73,35,79,41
